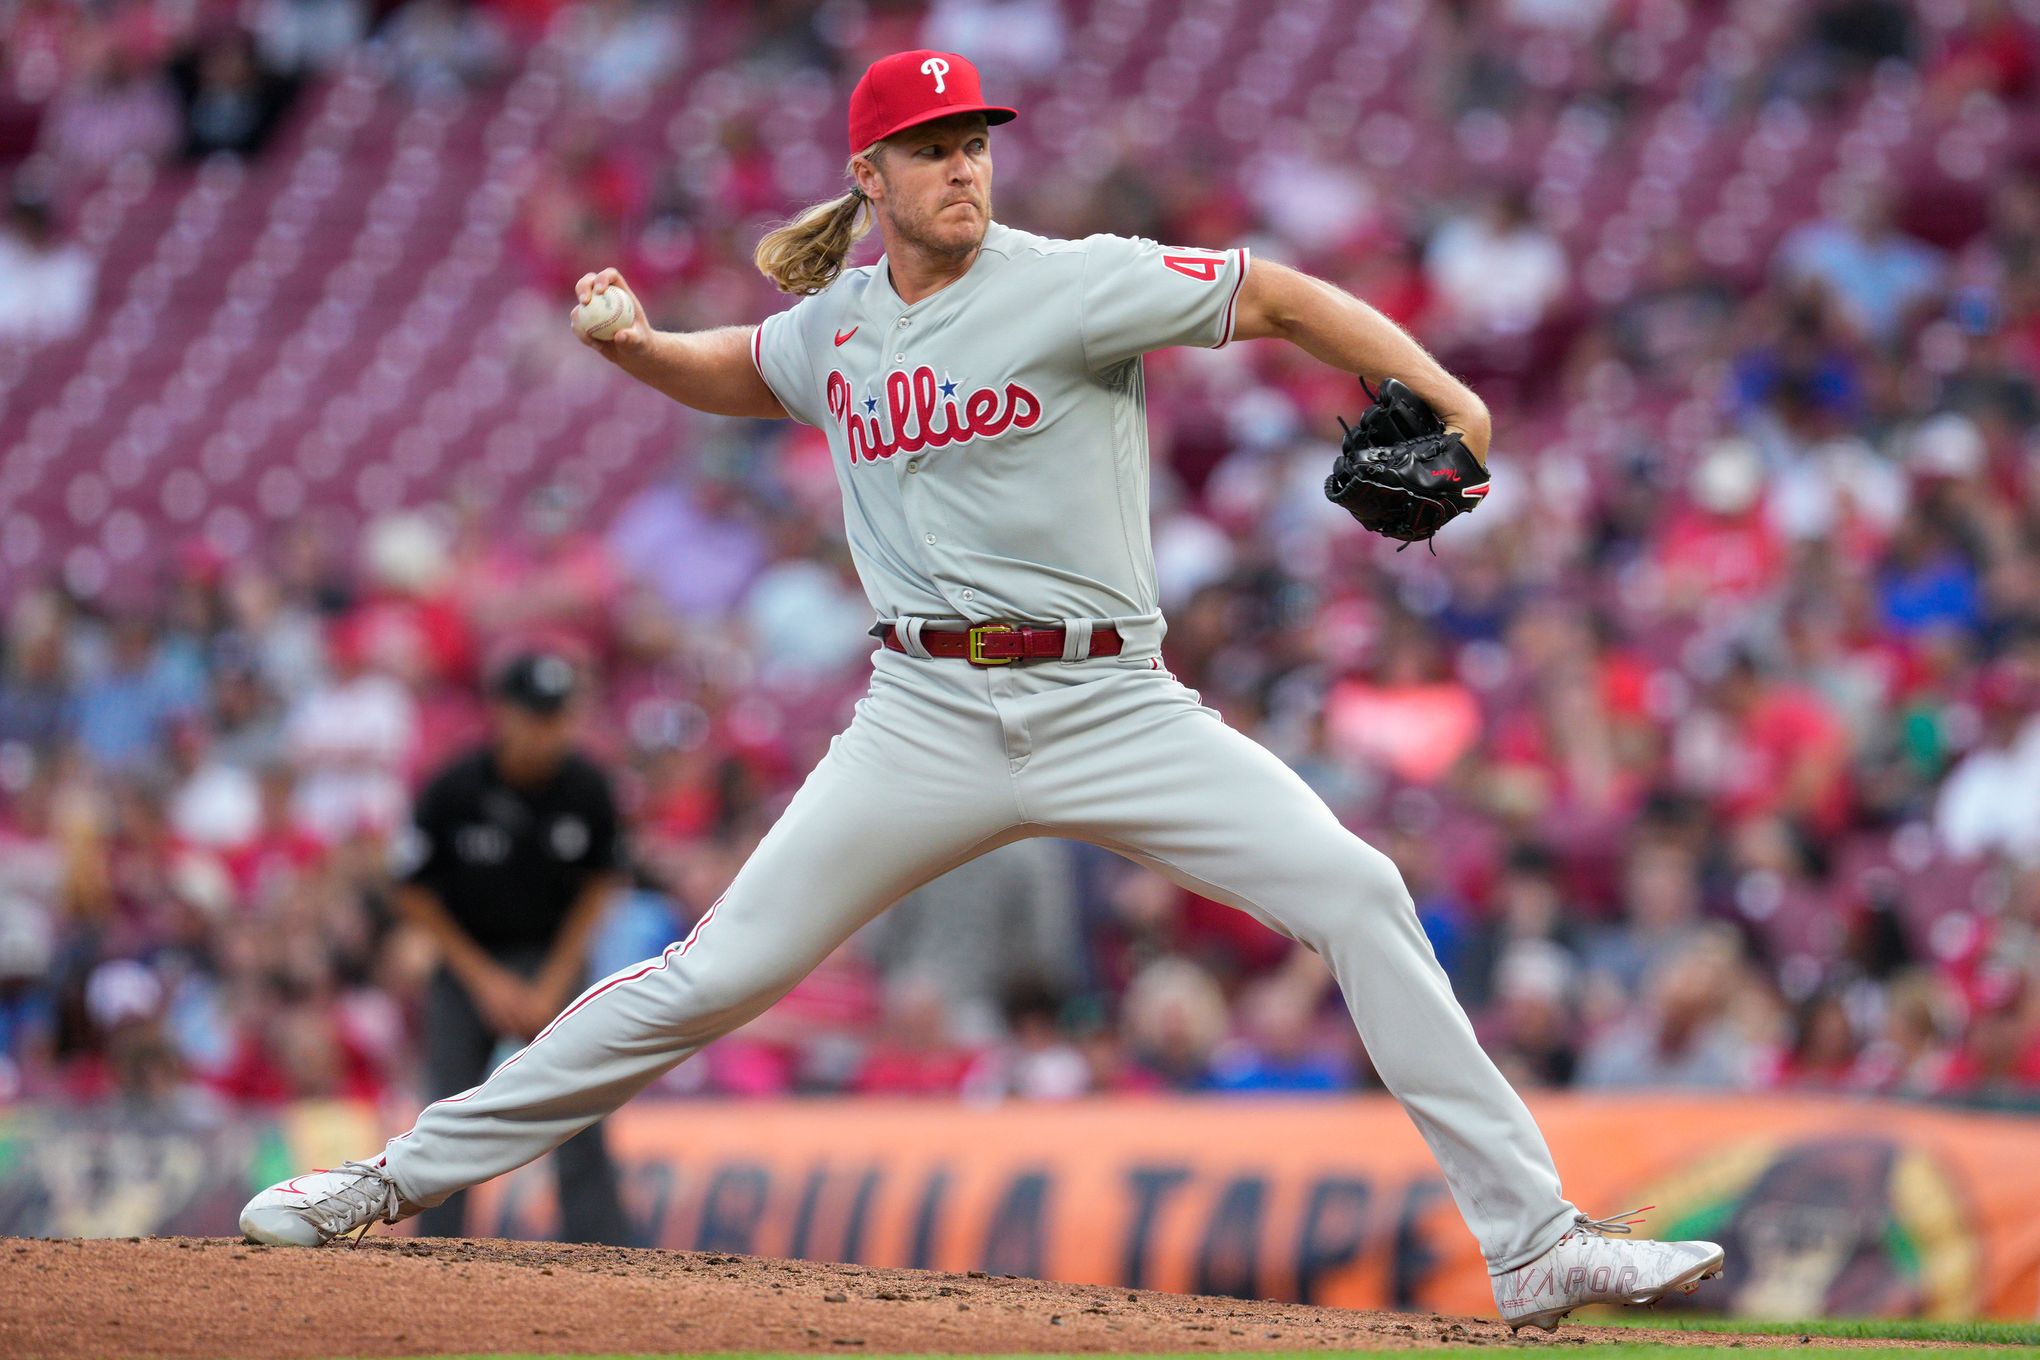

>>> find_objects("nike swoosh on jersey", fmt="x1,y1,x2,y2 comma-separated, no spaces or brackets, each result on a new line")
834,327,859,346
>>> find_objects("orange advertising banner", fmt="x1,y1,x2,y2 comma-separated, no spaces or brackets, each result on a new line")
458,1095,2040,1321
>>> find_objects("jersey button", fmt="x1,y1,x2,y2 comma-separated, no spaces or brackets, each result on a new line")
924,534,936,544
897,318,910,328
906,459,921,473
894,352,905,362
961,589,975,601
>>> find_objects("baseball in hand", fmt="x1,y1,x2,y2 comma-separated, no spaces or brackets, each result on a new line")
574,286,635,342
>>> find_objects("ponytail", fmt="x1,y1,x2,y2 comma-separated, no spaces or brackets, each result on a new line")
754,153,879,295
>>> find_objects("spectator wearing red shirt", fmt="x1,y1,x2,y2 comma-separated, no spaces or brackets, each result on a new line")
454,487,624,666
341,513,479,692
1927,0,2039,107
1325,632,1482,786
208,972,387,1106
1653,439,1788,616
218,765,328,902
851,977,979,1096
1764,990,1862,1091
1938,972,2040,1105
1705,651,1855,839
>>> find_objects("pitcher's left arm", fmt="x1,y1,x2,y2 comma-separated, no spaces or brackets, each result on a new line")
1231,260,1490,466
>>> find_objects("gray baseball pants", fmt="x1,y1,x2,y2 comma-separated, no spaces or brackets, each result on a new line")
380,646,1578,1272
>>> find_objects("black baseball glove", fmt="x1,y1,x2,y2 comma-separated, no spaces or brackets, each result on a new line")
1324,377,1491,549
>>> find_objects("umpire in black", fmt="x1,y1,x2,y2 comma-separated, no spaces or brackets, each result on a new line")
392,649,633,1244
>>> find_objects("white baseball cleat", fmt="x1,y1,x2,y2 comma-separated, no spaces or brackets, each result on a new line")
239,1160,418,1247
1493,1208,1725,1332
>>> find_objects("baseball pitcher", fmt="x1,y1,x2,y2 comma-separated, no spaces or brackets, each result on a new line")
243,50,1722,1330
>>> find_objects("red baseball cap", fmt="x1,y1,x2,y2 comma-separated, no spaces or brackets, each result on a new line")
847,50,1016,156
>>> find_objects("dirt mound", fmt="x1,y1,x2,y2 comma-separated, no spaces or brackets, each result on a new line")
0,1236,1972,1357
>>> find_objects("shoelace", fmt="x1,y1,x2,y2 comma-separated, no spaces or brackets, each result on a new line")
1565,1205,1655,1241
300,1161,401,1244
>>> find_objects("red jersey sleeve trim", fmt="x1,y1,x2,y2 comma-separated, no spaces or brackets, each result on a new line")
1214,247,1250,349
750,320,804,423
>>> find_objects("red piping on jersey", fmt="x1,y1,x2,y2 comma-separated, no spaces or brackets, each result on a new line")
751,324,797,417
1215,248,1250,349
387,894,726,1143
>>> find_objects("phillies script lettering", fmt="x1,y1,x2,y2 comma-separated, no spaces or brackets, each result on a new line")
826,367,1042,464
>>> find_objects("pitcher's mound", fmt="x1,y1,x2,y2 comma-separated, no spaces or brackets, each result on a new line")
0,1235,1937,1357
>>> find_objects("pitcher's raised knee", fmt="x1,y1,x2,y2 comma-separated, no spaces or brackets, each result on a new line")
1273,834,1420,948
1344,837,1417,912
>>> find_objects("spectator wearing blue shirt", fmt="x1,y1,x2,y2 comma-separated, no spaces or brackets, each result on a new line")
69,617,199,772
1877,520,1983,637
1203,977,1354,1094
1781,185,1944,345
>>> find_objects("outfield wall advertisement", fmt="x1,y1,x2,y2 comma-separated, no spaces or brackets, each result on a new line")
4,1095,2036,1319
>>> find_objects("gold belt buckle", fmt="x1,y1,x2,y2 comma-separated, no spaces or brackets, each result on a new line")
967,622,1016,665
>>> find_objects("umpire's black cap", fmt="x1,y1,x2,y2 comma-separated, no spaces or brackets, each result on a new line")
491,650,578,714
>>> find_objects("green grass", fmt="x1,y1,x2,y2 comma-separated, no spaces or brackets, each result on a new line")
317,1316,2040,1358
1587,1314,2040,1346
401,1353,2040,1360
422,1349,2037,1360
415,1318,2040,1358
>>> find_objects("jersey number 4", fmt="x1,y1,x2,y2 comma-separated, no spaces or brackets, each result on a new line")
1162,252,1227,282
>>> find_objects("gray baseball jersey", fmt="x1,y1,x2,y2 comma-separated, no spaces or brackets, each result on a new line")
751,222,1248,636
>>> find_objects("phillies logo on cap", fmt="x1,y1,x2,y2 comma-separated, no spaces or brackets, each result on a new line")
847,50,1017,155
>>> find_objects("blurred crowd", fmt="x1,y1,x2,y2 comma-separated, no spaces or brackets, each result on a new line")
2,0,2040,1120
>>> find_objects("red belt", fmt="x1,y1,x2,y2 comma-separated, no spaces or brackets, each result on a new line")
879,622,1124,666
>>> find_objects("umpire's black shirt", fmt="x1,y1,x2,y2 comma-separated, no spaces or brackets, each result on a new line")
395,746,623,953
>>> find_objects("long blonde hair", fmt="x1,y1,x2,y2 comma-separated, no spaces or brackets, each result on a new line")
754,150,880,295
